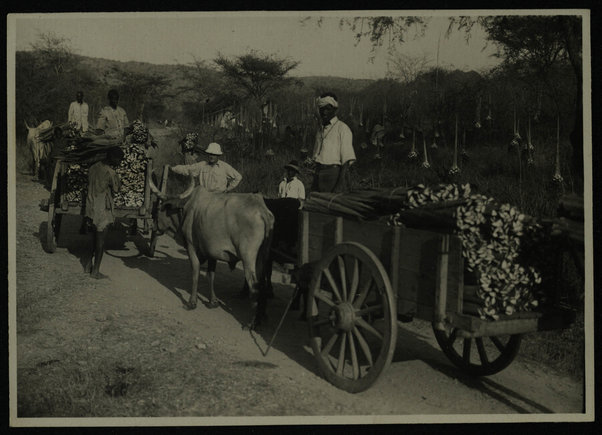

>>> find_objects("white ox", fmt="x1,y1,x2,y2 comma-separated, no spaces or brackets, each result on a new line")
25,120,53,179
150,177,274,328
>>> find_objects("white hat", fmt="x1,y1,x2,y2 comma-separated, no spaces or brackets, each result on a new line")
204,142,223,155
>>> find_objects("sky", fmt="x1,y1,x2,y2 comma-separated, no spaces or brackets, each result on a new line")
10,12,501,80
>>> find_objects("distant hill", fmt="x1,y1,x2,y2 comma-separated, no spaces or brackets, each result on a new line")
75,54,375,92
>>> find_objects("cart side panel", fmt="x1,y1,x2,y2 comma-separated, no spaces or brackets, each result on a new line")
303,211,338,265
341,219,394,270
302,212,396,268
396,229,463,322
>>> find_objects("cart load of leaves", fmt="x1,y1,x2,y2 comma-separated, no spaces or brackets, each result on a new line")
57,121,153,208
303,185,565,321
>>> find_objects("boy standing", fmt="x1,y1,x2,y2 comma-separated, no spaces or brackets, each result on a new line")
278,160,305,200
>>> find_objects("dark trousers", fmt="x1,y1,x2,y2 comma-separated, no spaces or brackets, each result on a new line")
312,165,347,193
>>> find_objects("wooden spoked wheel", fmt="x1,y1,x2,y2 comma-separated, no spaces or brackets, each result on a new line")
433,327,522,376
307,242,397,393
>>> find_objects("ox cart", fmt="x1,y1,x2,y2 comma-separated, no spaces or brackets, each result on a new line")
44,154,169,256
292,209,578,393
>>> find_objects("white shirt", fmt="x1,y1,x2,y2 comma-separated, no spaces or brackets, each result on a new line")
171,160,242,193
97,106,129,139
68,101,89,132
278,176,305,199
312,116,356,166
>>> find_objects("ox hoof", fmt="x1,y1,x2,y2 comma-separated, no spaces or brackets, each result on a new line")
186,300,197,310
90,272,109,280
207,299,220,309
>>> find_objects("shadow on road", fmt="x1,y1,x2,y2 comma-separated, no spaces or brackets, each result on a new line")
393,326,556,413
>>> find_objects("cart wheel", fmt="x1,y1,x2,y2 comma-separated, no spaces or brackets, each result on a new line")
433,326,522,376
307,242,397,393
147,229,159,257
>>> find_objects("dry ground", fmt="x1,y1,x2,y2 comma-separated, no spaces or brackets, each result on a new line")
13,172,585,423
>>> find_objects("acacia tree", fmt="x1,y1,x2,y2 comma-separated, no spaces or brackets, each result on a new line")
386,51,431,84
213,51,301,153
214,50,300,103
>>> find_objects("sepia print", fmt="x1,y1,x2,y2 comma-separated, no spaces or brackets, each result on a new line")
7,10,593,426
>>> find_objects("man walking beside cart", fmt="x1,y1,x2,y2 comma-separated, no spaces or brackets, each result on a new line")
311,92,356,193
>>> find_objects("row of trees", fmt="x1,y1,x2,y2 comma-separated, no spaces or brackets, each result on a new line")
15,15,583,173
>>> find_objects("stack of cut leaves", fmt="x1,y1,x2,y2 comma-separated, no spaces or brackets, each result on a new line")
63,163,88,203
60,142,148,208
114,143,148,208
303,188,410,220
387,184,544,320
179,132,199,153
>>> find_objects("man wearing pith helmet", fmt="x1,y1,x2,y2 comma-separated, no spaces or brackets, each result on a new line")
169,142,242,193
312,92,356,192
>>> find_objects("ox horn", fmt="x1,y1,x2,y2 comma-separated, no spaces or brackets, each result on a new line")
178,175,196,199
148,178,167,200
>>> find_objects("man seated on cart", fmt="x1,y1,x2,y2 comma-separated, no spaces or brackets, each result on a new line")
83,146,124,279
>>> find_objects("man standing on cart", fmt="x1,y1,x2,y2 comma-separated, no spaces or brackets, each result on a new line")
311,92,356,193
68,90,89,133
96,89,129,140
84,146,124,279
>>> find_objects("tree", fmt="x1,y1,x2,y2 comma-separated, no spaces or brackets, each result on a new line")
214,50,300,103
178,57,238,123
332,15,584,174
16,32,80,126
449,16,582,172
386,51,431,84
29,31,75,76
102,66,170,121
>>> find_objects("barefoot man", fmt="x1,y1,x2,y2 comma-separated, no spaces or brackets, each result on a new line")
84,146,124,279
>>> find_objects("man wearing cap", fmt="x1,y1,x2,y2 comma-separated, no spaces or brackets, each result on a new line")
278,160,305,200
312,92,356,192
169,142,242,193
68,91,89,133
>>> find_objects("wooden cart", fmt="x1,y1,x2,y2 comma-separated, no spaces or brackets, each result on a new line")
45,157,168,256
297,210,576,393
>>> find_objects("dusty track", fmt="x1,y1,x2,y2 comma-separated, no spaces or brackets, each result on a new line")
14,173,584,421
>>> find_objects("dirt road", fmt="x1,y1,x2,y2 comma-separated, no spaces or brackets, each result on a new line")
13,173,584,421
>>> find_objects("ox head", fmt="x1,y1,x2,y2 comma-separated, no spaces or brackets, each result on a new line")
149,174,195,243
